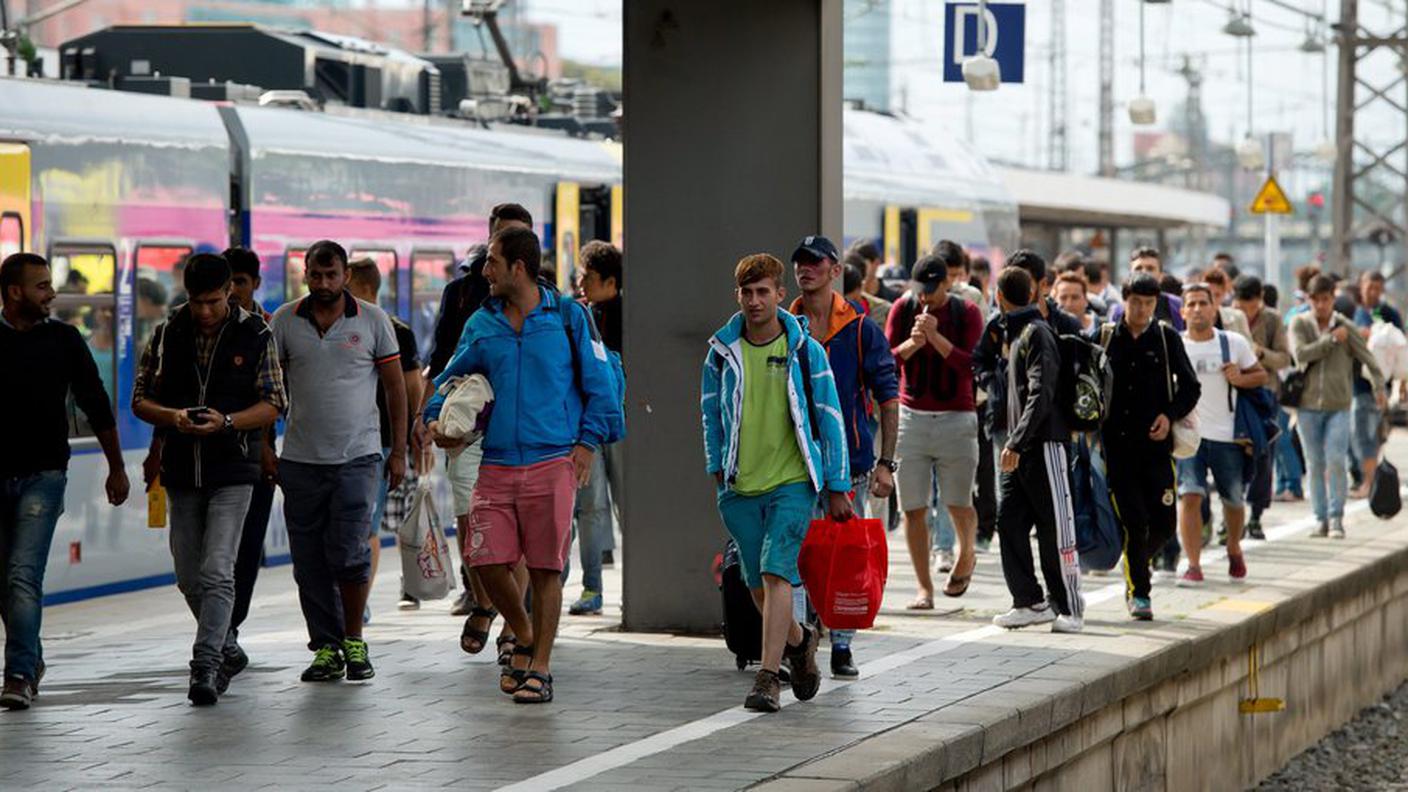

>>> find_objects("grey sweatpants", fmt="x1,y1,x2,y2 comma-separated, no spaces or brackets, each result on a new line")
167,485,254,672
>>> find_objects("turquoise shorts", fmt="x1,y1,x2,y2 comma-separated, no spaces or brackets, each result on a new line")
717,481,816,588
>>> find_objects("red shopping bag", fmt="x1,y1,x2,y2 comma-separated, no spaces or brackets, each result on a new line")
797,518,887,630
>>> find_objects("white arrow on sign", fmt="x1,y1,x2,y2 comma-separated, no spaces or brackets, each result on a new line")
952,5,1000,66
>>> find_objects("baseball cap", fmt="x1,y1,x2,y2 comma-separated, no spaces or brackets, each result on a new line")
791,235,839,264
911,254,947,294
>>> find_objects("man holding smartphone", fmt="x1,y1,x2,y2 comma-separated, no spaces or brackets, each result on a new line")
132,254,285,705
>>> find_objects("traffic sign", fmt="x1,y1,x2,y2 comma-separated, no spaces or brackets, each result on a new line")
943,3,1026,84
1250,175,1293,215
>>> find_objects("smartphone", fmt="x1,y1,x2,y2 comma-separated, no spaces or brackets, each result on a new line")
186,407,210,422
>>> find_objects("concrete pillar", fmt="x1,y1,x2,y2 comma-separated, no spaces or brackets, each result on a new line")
621,0,843,631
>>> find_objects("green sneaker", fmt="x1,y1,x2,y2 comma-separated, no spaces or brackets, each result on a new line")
300,646,345,682
343,638,375,681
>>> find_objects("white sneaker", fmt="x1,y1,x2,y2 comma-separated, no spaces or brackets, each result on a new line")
934,549,955,574
1330,518,1346,540
992,604,1057,629
1052,614,1084,633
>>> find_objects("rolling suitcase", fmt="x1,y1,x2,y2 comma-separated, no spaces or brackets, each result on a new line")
720,540,763,670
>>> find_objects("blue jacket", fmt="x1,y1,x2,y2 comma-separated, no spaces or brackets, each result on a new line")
426,286,619,466
788,293,899,476
701,310,851,494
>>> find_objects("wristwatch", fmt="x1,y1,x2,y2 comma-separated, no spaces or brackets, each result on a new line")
876,458,899,474
222,414,235,434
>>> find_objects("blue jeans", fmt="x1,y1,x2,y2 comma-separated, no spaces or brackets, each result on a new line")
369,447,392,539
572,444,617,594
0,471,66,682
167,485,253,671
1274,408,1304,497
1299,408,1351,521
929,472,956,552
1352,392,1383,463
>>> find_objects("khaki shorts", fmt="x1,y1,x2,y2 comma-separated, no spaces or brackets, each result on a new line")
447,442,484,517
895,407,979,512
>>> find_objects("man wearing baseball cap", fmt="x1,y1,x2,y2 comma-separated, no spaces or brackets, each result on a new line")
788,235,899,679
884,249,984,609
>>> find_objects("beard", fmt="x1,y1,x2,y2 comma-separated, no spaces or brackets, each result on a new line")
309,287,341,304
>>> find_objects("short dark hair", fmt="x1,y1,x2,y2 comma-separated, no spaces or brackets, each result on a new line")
843,263,864,295
347,257,381,295
493,226,542,279
1006,249,1047,287
1309,274,1337,297
1124,272,1162,298
842,251,868,272
1159,273,1183,296
1,252,48,297
1219,261,1240,280
580,240,623,289
1363,270,1387,285
1233,274,1263,302
1181,282,1213,302
1295,265,1321,292
932,240,967,272
305,239,348,270
1203,268,1228,288
183,253,232,295
846,239,881,263
997,266,1034,307
136,275,168,307
1263,284,1280,309
969,255,991,276
490,202,533,231
1083,257,1102,285
222,247,261,281
1129,246,1161,263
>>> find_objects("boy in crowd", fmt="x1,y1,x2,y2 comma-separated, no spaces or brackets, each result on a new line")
702,253,851,712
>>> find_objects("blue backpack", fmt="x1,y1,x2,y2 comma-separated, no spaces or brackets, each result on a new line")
1070,434,1122,572
560,298,626,444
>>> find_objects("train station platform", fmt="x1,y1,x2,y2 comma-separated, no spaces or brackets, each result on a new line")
4,436,1408,791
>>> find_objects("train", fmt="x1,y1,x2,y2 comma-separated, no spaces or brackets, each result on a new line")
0,75,1018,602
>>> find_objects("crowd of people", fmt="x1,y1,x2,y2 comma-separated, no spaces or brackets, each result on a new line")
702,238,1402,711
0,201,626,709
1,219,1401,715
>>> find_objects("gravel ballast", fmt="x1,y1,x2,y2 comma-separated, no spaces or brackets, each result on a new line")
1257,680,1408,790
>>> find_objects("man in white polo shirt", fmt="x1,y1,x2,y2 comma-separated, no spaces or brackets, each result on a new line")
271,240,407,683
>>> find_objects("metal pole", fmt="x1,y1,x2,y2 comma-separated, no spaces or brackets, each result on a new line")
1098,0,1114,176
1265,133,1283,293
1331,0,1357,275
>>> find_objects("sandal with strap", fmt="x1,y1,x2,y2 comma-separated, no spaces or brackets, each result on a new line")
513,671,554,704
500,643,534,695
495,634,517,667
460,607,498,655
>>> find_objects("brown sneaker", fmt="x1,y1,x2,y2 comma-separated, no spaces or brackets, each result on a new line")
0,677,33,710
743,669,781,712
784,625,822,701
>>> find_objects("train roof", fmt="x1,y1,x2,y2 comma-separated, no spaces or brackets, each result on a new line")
843,108,1015,210
231,104,621,181
0,76,228,150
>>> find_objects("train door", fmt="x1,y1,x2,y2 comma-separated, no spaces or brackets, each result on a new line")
882,205,902,271
554,181,580,294
0,142,31,260
898,208,918,271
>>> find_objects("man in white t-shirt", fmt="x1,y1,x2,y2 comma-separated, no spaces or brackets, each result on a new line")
1174,285,1268,588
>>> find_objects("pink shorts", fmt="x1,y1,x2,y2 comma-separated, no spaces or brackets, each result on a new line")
466,456,576,571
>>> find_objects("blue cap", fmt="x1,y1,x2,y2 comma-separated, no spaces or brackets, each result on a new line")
791,235,839,264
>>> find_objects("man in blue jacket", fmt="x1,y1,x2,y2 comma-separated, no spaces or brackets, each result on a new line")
426,227,620,705
788,235,898,680
702,253,852,713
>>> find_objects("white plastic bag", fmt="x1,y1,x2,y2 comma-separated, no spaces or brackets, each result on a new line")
1368,321,1408,380
397,474,455,601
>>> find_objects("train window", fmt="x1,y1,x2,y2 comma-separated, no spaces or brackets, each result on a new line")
411,250,456,361
0,212,22,260
284,247,307,301
348,248,398,315
134,244,190,354
50,244,118,438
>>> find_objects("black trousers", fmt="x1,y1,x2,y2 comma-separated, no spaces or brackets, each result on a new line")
975,402,997,543
1105,445,1176,600
228,478,274,641
1247,449,1273,521
996,441,1082,617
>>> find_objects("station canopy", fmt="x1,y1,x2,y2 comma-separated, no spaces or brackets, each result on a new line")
998,167,1230,230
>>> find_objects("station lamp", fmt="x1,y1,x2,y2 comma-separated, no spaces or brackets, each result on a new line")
1223,10,1256,37
1130,0,1156,125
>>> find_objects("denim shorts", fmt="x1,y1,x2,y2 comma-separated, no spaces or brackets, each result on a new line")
1176,439,1247,507
1352,391,1384,461
717,480,816,588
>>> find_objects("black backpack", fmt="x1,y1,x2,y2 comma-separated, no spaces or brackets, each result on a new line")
1371,458,1402,519
1056,325,1115,431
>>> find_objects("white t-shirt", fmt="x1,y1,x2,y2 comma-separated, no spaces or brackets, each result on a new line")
1181,330,1258,443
